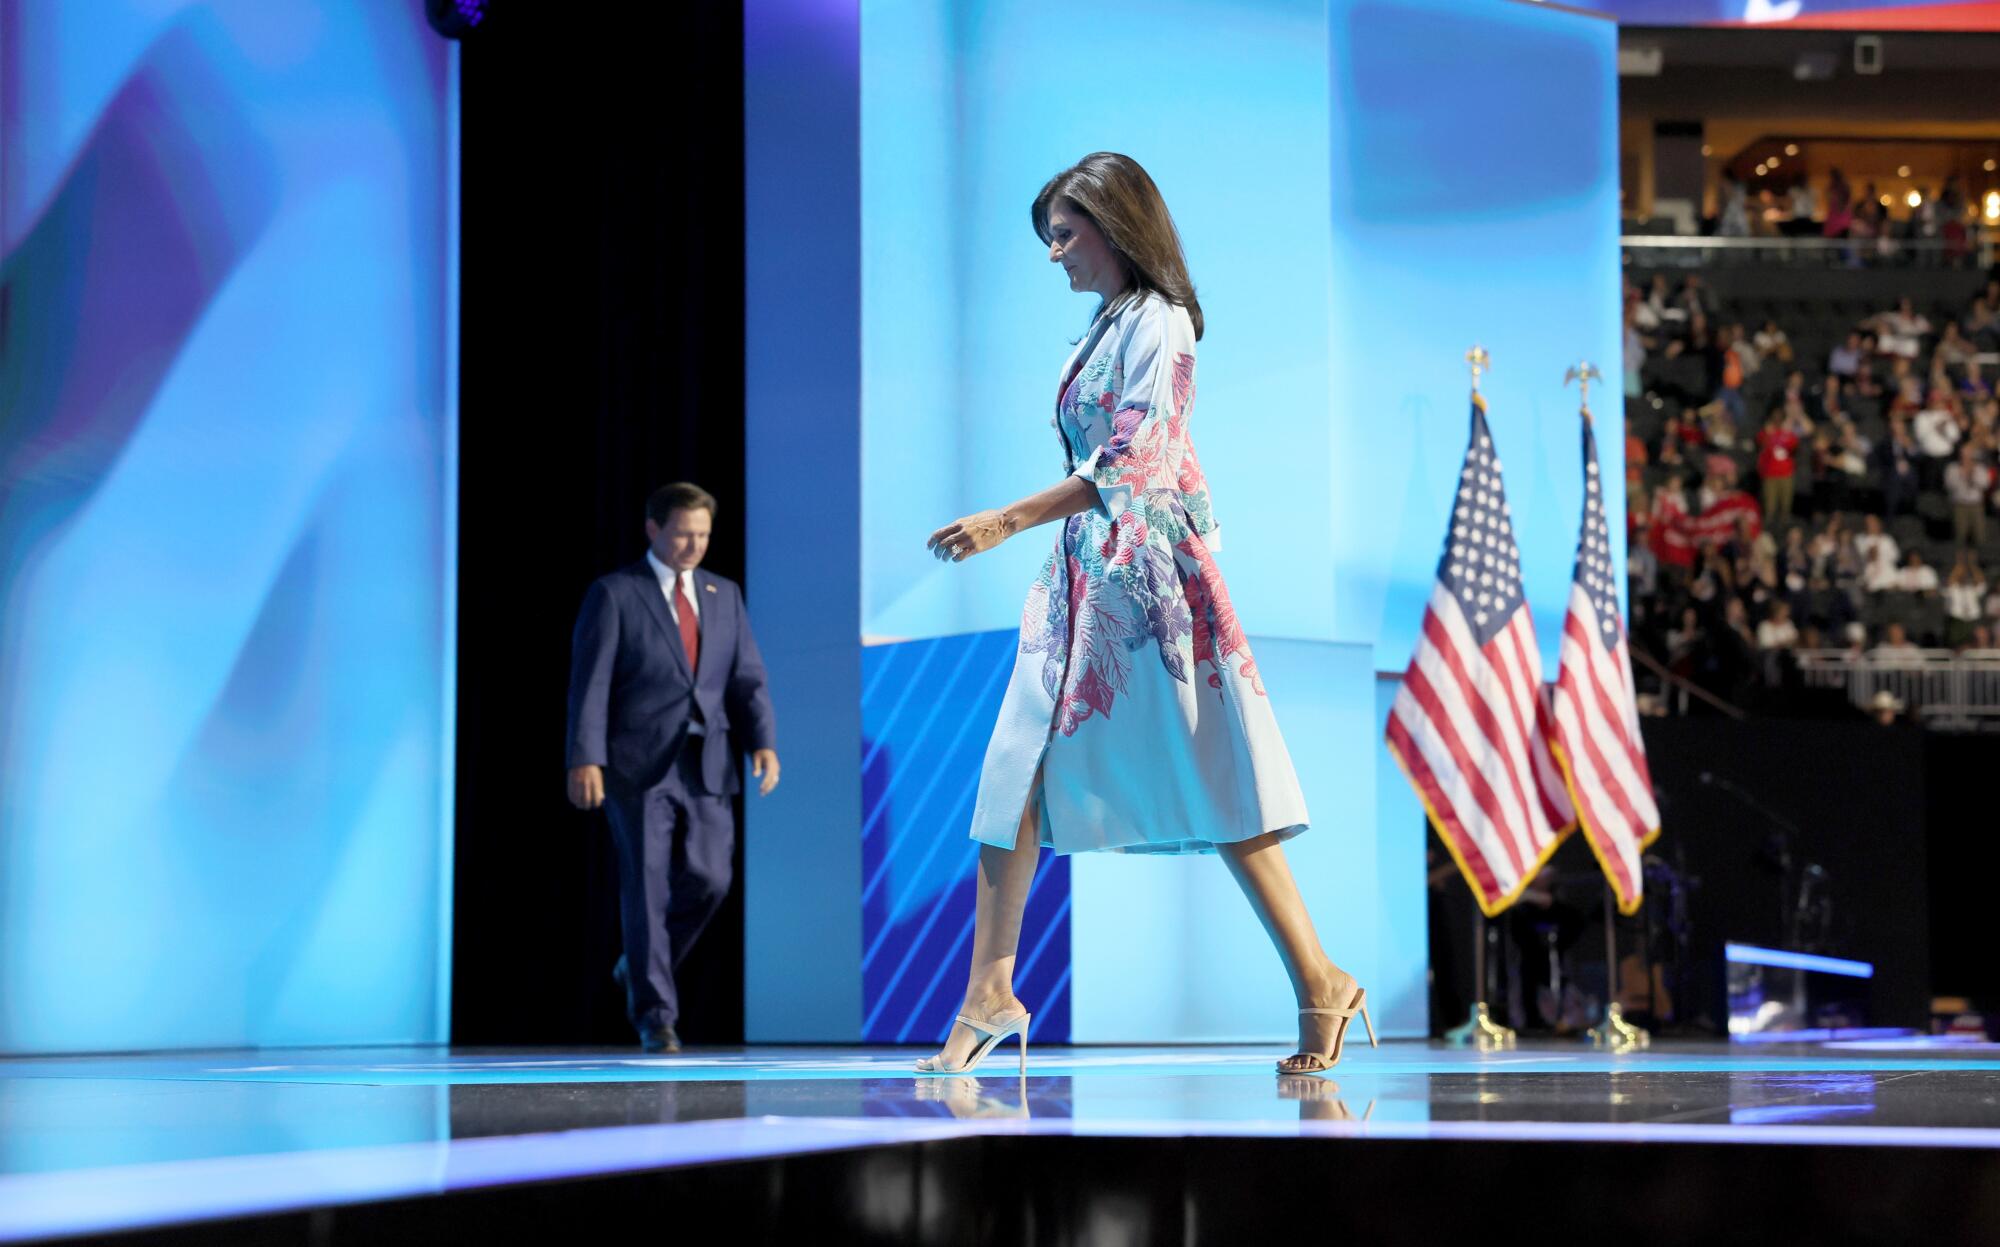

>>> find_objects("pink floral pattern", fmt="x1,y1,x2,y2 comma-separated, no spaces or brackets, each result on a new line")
1015,297,1261,735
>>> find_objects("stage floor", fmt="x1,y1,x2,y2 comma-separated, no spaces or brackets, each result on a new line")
6,1037,2000,1241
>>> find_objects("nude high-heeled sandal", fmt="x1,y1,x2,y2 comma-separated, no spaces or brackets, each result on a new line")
914,1010,1030,1076
1282,986,1377,1073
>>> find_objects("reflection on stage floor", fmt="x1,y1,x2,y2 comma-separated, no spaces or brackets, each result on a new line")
6,1039,2000,1241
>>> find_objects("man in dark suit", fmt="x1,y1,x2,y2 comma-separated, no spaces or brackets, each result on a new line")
565,482,779,1053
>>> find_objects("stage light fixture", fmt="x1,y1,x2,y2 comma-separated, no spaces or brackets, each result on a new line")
1700,144,1712,156
1897,164,1911,178
425,0,490,39
1985,158,1997,172
1984,191,1999,223
1906,190,1922,208
1784,143,1798,156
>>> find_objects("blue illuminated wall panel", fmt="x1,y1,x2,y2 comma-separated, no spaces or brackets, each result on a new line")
0,3,456,1053
1329,0,1625,675
751,0,1619,1041
860,633,1070,1044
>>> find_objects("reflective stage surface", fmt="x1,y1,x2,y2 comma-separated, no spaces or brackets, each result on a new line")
6,1039,2000,1241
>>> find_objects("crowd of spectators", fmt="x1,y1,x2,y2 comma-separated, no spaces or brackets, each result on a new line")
1621,268,2000,717
1709,167,1989,265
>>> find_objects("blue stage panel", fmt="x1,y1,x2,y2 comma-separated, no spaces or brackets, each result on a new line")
0,3,457,1053
860,633,1071,1044
1325,0,1625,672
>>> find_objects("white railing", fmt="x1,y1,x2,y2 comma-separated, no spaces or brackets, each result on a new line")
1621,234,1996,269
1794,648,2000,727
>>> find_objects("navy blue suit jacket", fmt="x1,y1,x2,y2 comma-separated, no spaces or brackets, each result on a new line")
566,561,776,796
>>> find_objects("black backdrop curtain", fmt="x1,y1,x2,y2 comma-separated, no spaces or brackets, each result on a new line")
452,7,748,1045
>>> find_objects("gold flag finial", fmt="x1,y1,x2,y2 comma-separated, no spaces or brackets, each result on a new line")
1465,345,1491,396
1564,361,1603,423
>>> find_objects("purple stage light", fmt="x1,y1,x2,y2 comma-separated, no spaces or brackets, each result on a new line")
425,0,489,40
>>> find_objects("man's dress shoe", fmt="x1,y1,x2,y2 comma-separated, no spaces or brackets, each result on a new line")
640,1025,681,1054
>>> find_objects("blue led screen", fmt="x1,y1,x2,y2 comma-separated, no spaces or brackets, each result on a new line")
848,0,1620,1042
0,2,457,1053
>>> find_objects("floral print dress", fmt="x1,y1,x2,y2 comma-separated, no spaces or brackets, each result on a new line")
968,291,1309,855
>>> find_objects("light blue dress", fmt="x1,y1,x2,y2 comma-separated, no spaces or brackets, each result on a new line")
968,291,1309,855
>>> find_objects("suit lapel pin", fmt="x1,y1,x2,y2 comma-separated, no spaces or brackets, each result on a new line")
704,584,716,593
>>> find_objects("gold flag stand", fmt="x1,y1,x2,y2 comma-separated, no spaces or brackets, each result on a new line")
1444,916,1517,1049
1586,885,1652,1052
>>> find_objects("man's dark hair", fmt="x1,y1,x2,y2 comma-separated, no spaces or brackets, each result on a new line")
646,482,718,526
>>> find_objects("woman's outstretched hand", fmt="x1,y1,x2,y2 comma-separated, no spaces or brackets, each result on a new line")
928,510,1013,563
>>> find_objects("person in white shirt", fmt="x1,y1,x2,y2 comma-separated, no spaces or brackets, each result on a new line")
1914,400,1962,462
1756,601,1800,650
1871,296,1932,359
1753,319,1793,365
1945,446,1993,549
1944,555,1988,647
1863,540,1903,594
1788,178,1817,232
1897,551,1940,595
1870,621,1921,659
1855,514,1900,575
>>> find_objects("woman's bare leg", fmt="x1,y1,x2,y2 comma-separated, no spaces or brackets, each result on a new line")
921,778,1042,1069
1218,831,1361,1072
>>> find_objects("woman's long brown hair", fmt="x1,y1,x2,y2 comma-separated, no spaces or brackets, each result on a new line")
1032,152,1203,341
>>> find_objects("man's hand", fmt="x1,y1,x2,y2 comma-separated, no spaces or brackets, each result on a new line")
567,764,606,811
751,749,781,796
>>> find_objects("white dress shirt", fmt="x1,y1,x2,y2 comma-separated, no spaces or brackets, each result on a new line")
646,549,704,734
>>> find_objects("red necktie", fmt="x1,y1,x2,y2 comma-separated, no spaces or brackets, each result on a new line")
673,574,700,672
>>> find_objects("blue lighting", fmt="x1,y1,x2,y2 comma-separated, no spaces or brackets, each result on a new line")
0,2,458,1053
1725,944,1875,980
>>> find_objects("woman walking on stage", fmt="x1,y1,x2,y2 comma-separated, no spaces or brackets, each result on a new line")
920,152,1373,1076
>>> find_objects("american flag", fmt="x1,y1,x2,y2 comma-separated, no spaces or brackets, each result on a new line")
1547,417,1661,915
1386,397,1575,918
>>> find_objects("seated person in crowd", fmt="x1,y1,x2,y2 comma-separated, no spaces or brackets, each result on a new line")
1945,445,1993,550
1869,296,1931,359
1870,621,1921,658
1828,332,1864,379
1756,599,1801,650
1643,274,1680,328
1966,291,2000,351
1914,390,1964,488
1897,549,1940,595
1873,416,1922,516
1855,514,1901,573
1863,541,1903,594
1888,373,1924,422
1960,365,1993,405
1936,321,1976,368
1817,373,1848,424
1754,318,1793,365
1944,554,1988,649
1666,606,1705,677
1854,353,1884,400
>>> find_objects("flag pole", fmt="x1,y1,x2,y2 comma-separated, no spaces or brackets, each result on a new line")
1441,344,1517,1052
1562,360,1652,1052
1586,882,1651,1051
1444,913,1517,1048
